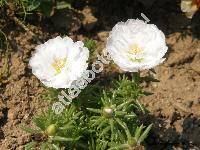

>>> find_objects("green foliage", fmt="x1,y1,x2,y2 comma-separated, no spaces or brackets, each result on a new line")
24,0,72,16
23,75,152,149
0,30,8,52
0,0,72,17
56,1,71,10
41,87,60,101
84,39,96,53
108,124,153,150
84,39,97,60
85,75,148,149
21,105,85,149
0,0,7,7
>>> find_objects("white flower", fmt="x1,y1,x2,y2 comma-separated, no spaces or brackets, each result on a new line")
29,36,89,89
181,0,199,18
106,19,168,72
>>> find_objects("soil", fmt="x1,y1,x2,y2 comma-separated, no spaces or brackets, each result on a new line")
0,0,200,149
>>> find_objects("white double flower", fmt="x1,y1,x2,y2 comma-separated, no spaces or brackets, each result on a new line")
106,19,168,72
29,36,89,89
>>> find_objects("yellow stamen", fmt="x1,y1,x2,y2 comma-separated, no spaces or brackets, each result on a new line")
127,44,144,63
128,44,142,55
52,58,67,74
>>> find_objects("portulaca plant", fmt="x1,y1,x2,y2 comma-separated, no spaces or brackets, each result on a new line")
22,19,168,150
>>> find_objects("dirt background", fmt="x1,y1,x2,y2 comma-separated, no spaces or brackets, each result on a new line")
0,0,200,149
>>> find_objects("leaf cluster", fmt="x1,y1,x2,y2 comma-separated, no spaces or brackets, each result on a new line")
21,106,85,149
22,75,152,150
0,0,72,17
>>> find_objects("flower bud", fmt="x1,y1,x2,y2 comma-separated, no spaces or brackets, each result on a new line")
103,107,114,118
46,124,57,136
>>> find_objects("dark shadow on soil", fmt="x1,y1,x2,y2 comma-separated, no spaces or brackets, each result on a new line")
90,0,200,39
0,107,8,141
142,113,200,149
3,0,200,51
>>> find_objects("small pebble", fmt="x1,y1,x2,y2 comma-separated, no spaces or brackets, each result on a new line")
7,109,17,120
193,99,200,105
82,7,98,31
185,101,193,108
177,98,182,103
97,31,109,42
0,111,4,120
17,134,31,145
152,82,158,88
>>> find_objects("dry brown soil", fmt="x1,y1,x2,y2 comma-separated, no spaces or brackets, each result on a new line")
0,0,200,149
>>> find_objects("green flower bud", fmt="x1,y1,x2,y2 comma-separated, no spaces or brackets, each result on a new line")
46,124,57,136
103,107,114,118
